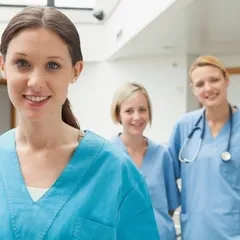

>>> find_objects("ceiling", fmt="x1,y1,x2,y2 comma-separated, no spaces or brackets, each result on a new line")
110,0,240,59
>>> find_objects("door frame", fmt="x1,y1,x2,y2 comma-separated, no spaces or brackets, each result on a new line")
226,67,240,75
0,78,16,128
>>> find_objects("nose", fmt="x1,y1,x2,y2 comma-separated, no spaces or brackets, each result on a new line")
27,69,47,90
204,81,212,91
133,111,141,121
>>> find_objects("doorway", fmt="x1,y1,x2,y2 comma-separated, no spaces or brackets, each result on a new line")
0,79,16,135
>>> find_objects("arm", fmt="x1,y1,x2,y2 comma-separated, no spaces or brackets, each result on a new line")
162,149,180,215
116,177,160,240
167,122,182,180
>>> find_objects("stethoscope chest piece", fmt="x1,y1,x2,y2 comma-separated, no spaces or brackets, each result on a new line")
221,151,231,162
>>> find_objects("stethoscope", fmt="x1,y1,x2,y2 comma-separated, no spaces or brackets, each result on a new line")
178,104,234,163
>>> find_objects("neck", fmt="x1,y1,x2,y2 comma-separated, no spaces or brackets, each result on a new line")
120,132,146,151
16,116,76,150
205,101,230,123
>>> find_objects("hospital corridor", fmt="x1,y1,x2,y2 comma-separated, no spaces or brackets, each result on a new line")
1,0,240,239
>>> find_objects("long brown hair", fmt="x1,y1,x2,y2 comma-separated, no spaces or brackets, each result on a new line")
0,6,82,129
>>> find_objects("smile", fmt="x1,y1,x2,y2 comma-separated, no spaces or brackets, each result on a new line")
24,95,49,103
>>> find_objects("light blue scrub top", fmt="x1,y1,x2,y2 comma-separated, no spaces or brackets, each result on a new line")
111,135,180,240
0,129,160,240
168,108,240,240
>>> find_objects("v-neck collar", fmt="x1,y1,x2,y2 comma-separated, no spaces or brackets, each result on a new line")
114,134,157,178
204,107,240,142
0,129,102,240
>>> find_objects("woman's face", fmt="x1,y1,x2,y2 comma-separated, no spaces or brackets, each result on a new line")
191,65,229,108
119,91,150,137
0,27,82,122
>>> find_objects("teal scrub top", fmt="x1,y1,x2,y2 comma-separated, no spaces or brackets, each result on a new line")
0,129,160,240
111,135,180,240
168,108,240,239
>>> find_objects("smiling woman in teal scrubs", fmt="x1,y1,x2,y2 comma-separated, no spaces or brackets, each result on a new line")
110,82,180,240
0,6,160,240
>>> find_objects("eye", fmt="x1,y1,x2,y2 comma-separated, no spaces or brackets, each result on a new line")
125,109,133,113
47,62,60,69
195,82,204,88
15,59,30,68
211,78,219,82
140,108,147,112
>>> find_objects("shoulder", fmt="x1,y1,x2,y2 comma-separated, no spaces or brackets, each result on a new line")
171,109,204,137
176,108,203,126
147,139,172,164
0,129,15,148
85,130,142,183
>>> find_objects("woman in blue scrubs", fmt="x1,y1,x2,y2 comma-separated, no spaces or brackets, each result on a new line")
168,55,240,239
110,82,180,240
0,6,160,239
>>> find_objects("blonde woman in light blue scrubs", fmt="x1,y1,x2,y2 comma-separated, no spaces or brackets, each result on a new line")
0,6,160,239
110,82,180,240
168,55,240,239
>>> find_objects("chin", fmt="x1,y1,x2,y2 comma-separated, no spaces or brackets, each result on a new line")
21,111,46,121
204,100,224,108
129,130,144,137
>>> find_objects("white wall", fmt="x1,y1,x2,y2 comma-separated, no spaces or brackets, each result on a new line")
105,0,177,58
95,0,121,19
68,56,187,143
186,54,201,112
220,55,240,107
228,74,240,107
0,22,107,63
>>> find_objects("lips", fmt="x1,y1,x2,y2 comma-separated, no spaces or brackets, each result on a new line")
206,93,218,100
131,123,145,128
23,95,51,107
24,95,49,103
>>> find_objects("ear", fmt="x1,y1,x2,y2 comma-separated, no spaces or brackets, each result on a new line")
190,81,197,96
226,76,230,87
71,61,83,84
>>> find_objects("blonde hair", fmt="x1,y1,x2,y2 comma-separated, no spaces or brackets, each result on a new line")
111,82,152,125
189,55,229,80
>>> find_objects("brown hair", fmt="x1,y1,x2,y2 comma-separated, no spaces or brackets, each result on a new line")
111,82,152,125
189,55,228,81
0,6,82,129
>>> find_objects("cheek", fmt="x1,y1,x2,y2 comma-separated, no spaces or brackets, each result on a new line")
7,79,23,97
221,83,228,92
120,115,131,125
193,89,204,99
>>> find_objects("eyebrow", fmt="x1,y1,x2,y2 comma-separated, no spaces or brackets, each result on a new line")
14,52,65,62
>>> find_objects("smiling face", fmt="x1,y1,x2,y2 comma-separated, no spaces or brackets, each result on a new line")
119,91,150,137
0,28,82,122
191,65,229,108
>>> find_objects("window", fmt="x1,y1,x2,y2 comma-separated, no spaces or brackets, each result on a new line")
54,0,96,9
0,0,95,9
0,0,47,5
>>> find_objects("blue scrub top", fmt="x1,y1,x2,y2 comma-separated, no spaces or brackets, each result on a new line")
111,135,180,240
168,108,240,240
0,129,160,240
